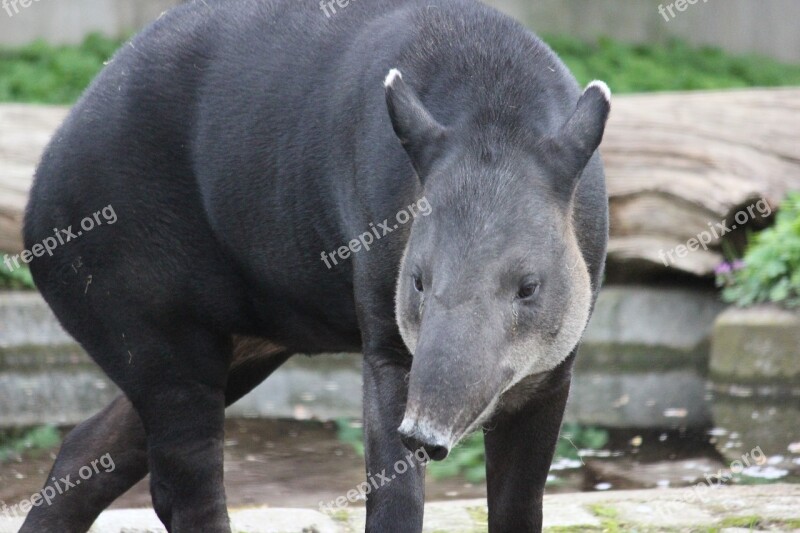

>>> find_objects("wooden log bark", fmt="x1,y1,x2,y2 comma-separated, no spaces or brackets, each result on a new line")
601,88,800,277
1,88,799,277
0,105,68,254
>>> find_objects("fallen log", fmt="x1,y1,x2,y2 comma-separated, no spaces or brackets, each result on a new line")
602,87,800,277
1,88,799,278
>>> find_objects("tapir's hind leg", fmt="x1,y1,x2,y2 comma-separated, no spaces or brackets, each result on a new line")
19,340,292,533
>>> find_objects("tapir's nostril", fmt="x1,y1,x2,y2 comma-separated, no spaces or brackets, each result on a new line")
399,427,450,461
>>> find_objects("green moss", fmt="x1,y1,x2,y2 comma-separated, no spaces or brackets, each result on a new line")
544,527,603,532
329,509,351,523
587,504,624,533
718,515,763,529
466,505,489,532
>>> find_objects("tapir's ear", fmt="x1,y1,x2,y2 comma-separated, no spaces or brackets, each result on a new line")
384,68,448,180
544,80,611,198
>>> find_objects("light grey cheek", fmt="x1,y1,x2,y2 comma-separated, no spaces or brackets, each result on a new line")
397,310,419,354
395,278,420,354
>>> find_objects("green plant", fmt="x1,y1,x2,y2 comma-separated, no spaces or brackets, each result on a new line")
555,422,609,460
427,432,486,483
334,419,608,483
0,33,125,104
0,260,35,290
544,36,800,93
2,35,800,105
717,193,800,308
0,425,61,462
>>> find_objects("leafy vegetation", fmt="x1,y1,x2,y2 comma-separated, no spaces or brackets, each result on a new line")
0,34,123,104
1,34,800,106
0,425,61,463
0,260,35,290
717,193,800,308
545,35,800,92
335,419,608,483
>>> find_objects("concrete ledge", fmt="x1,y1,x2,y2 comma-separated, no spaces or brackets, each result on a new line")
583,286,726,353
0,287,722,429
0,292,74,350
711,305,800,384
1,485,798,532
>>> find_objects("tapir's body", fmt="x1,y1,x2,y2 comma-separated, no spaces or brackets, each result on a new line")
22,0,610,531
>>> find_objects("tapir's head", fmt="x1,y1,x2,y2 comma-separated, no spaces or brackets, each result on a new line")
385,69,610,460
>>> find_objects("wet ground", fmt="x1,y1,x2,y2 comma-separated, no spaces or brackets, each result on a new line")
0,418,488,511
2,415,798,513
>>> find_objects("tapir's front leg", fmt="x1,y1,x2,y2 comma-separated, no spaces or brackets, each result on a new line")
362,343,426,532
483,365,572,533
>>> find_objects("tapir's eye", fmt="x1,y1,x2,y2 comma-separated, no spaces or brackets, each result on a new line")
413,275,424,293
516,281,540,300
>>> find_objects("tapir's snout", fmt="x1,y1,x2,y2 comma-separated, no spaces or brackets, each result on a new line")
398,299,513,461
397,418,450,461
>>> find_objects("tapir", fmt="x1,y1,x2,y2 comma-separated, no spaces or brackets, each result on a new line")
21,0,610,531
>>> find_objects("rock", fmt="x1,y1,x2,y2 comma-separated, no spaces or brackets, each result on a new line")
565,369,712,429
710,393,800,478
582,285,726,356
567,286,726,429
4,485,797,533
85,507,343,533
710,305,800,384
0,291,74,350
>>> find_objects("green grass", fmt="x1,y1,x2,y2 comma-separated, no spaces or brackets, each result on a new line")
0,34,799,106
545,35,800,92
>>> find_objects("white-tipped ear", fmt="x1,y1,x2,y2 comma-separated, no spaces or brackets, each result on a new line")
384,68,403,88
384,68,448,181
539,80,611,199
586,80,611,103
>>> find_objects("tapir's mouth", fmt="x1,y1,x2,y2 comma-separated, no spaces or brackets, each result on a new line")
397,394,503,461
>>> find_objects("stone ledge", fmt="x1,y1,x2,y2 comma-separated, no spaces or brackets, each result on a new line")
0,485,797,532
0,292,74,350
711,305,800,384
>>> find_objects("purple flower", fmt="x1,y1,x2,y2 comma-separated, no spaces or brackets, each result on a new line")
715,262,732,275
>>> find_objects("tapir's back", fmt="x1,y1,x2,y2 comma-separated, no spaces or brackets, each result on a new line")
24,0,605,349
